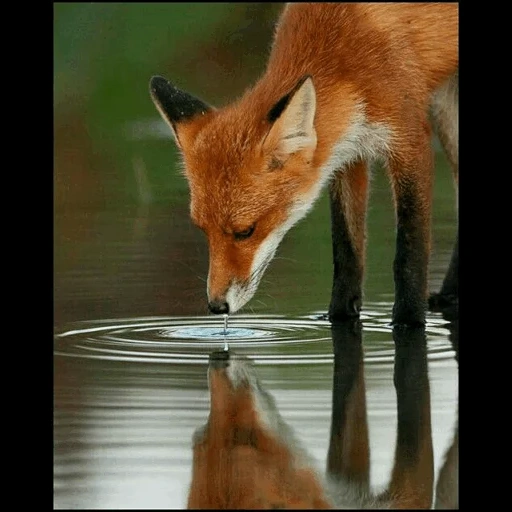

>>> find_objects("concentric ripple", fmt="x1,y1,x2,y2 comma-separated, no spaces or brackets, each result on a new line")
54,302,455,366
162,326,265,340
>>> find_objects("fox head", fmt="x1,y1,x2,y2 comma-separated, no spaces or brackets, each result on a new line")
149,75,319,314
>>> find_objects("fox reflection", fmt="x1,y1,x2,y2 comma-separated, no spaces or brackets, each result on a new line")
188,321,457,509
188,349,330,509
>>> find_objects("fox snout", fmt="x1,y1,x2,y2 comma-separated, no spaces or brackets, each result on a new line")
206,237,279,315
207,300,229,315
207,279,256,316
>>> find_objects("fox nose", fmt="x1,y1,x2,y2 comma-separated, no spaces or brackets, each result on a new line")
208,300,229,315
209,350,230,369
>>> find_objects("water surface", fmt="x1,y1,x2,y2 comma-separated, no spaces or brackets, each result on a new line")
54,193,458,509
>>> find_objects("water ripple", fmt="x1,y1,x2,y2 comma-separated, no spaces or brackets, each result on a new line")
54,302,453,365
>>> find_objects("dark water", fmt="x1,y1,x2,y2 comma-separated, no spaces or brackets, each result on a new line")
54,167,458,508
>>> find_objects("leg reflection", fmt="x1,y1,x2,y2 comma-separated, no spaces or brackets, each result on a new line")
327,322,434,509
327,320,370,496
382,326,434,508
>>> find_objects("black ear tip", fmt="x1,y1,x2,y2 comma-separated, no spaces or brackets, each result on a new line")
149,75,174,93
149,75,212,122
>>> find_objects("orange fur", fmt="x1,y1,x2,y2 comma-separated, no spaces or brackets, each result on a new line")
150,2,459,320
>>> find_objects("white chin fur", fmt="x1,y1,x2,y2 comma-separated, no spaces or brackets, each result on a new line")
225,280,258,314
225,193,319,313
225,245,276,314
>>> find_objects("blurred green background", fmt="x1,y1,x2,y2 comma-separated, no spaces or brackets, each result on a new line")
54,2,285,207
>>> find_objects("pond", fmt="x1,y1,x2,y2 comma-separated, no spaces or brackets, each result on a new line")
54,153,458,508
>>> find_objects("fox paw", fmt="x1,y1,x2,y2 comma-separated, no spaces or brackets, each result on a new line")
327,296,361,322
428,292,458,321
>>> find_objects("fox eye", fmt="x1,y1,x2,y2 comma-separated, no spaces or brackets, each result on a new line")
233,224,255,241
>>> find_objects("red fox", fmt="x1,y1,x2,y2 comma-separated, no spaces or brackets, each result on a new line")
187,321,441,509
150,3,459,325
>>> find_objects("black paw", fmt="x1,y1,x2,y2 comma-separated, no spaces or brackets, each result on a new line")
328,296,361,322
428,292,458,311
428,292,458,321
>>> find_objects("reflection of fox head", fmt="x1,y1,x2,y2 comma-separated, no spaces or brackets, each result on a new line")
188,351,331,509
149,74,337,316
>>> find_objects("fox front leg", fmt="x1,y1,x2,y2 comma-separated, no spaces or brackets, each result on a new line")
388,126,433,326
328,160,369,322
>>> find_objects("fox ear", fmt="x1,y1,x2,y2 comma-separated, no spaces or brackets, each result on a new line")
149,75,212,148
263,75,317,160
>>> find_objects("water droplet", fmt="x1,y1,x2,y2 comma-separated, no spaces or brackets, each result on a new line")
223,314,229,351
223,314,229,336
